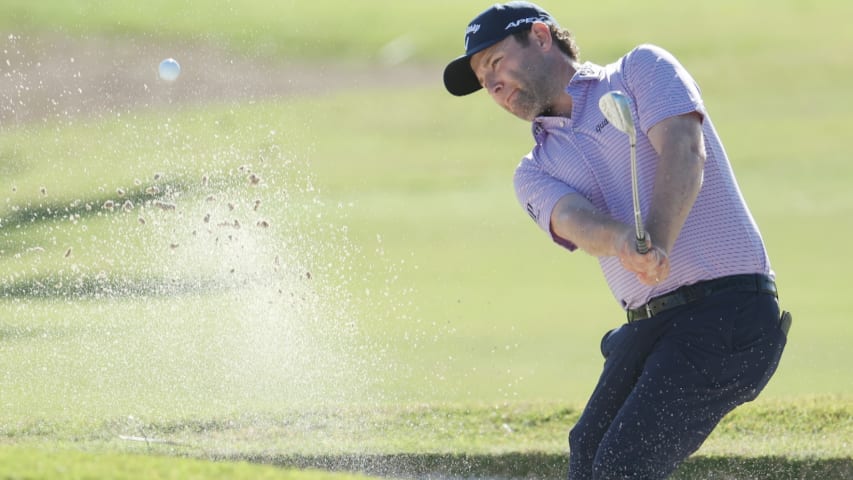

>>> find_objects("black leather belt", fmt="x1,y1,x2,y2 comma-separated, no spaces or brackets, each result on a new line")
627,274,777,322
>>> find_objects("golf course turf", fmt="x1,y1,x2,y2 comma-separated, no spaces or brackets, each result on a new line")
1,1,852,479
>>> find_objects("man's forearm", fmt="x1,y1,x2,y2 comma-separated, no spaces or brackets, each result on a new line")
551,193,670,285
550,193,632,257
645,152,704,253
645,113,707,253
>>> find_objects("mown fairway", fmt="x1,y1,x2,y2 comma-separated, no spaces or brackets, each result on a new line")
1,1,851,479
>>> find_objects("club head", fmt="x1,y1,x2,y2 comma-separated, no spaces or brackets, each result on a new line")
598,91,636,138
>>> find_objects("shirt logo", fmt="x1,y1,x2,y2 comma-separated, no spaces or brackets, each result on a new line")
576,64,596,76
526,203,540,221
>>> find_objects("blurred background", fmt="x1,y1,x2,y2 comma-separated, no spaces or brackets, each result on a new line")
0,1,850,426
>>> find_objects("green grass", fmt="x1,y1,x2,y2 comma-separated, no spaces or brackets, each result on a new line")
1,90,851,473
1,1,850,64
3,400,850,479
1,0,852,478
4,84,848,402
1,86,850,476
0,446,378,480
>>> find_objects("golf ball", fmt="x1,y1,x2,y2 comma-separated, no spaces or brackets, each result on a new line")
158,58,181,81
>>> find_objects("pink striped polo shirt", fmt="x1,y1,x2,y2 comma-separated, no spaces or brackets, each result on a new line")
514,44,772,310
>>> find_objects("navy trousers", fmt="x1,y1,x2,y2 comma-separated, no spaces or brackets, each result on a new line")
568,290,788,479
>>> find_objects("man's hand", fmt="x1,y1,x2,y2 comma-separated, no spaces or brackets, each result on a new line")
549,194,669,285
617,229,670,285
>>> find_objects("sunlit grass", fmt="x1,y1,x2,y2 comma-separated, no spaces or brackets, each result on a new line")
0,1,851,478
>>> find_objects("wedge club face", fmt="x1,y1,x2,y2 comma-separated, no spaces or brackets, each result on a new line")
598,91,648,254
598,91,636,141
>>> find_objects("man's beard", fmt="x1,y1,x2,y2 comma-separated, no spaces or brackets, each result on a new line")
513,87,555,120
513,63,558,119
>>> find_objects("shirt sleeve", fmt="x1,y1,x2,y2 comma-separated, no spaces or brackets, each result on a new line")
514,152,580,251
621,44,707,134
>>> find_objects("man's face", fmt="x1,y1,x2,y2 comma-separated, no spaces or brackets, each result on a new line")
469,28,557,121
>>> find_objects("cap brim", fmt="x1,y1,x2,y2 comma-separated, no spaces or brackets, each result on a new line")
443,55,482,97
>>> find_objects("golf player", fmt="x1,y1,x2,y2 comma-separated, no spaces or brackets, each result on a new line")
443,2,790,478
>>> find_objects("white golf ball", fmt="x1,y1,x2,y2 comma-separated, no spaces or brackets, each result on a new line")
158,58,181,81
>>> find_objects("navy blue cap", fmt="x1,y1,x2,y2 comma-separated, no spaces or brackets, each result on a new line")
443,2,557,96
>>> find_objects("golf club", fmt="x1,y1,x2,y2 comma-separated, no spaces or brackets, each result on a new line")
598,90,648,254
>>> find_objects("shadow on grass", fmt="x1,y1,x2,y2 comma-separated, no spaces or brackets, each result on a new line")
672,456,853,480
231,453,853,480
0,275,220,300
0,180,187,230
0,325,48,341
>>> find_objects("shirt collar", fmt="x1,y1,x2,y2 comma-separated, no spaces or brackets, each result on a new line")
531,62,604,142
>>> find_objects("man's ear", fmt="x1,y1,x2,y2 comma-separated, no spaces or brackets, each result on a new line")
530,22,552,50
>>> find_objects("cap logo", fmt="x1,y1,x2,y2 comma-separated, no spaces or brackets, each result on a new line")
505,16,547,30
464,23,481,51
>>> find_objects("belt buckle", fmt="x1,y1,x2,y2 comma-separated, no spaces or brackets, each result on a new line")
645,304,653,318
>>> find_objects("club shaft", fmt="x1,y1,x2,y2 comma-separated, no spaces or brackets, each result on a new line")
629,139,648,253
598,91,648,254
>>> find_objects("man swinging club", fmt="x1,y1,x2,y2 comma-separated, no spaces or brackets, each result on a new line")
442,2,790,478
